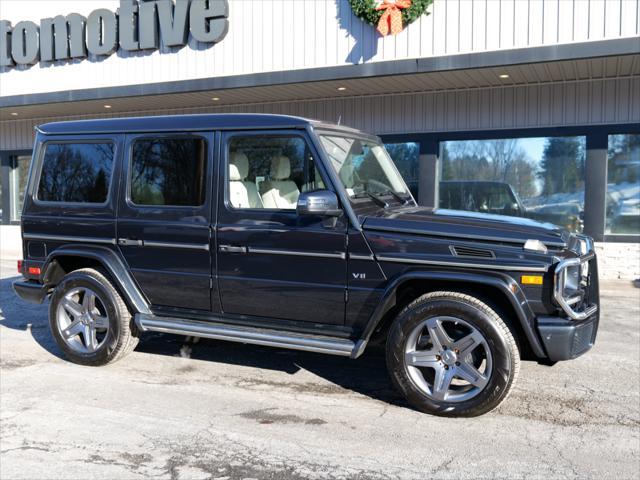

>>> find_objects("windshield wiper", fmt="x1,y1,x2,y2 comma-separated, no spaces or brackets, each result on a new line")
352,191,389,208
378,189,411,205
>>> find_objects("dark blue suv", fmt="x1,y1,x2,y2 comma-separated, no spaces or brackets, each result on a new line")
13,114,600,416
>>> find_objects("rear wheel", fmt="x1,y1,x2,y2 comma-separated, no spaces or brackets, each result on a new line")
49,268,138,366
386,291,520,417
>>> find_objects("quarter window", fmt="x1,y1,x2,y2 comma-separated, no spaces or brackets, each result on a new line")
227,136,324,210
131,138,207,207
37,142,114,203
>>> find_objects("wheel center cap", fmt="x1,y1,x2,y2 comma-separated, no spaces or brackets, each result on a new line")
441,349,457,366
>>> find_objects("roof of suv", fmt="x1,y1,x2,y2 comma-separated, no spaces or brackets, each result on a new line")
37,113,366,136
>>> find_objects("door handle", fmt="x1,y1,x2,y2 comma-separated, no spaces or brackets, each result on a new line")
118,238,143,247
218,245,247,254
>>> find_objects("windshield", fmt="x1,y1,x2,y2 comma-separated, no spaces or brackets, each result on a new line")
318,133,411,205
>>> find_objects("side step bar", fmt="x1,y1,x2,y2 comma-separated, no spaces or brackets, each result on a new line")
135,314,367,358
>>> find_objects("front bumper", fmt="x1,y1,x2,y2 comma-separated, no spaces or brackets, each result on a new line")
537,313,599,361
12,280,49,304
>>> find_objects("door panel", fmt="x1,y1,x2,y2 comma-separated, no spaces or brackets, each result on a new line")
216,131,347,325
117,133,214,311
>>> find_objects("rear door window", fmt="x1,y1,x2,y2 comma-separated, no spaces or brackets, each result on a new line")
37,142,114,203
130,137,207,207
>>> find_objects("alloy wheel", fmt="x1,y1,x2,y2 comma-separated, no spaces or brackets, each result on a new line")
404,316,493,402
56,287,110,354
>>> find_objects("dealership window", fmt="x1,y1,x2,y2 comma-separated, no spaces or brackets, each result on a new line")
227,135,323,210
385,142,420,199
37,143,114,204
439,136,587,233
10,155,30,220
606,134,640,234
131,138,207,207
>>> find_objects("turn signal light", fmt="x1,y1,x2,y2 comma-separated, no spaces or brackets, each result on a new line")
521,275,543,285
28,266,41,275
17,260,23,273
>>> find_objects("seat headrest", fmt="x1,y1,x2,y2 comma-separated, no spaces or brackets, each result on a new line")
229,152,249,181
270,155,291,180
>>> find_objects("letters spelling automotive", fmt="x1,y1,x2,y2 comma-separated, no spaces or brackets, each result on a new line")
0,0,229,68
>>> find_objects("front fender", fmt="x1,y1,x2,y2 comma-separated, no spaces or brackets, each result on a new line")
41,244,151,315
359,269,546,358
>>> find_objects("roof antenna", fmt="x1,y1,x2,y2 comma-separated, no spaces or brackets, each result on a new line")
337,115,342,125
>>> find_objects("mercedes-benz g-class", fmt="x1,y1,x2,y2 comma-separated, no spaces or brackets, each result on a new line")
13,114,599,416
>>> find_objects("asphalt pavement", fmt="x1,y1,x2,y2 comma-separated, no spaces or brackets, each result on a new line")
1,256,639,479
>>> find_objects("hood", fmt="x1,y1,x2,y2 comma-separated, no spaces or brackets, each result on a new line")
361,206,569,248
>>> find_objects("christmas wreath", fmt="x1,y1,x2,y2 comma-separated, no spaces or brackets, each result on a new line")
349,0,433,36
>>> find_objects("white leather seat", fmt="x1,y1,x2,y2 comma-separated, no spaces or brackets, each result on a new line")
260,155,300,209
229,152,263,209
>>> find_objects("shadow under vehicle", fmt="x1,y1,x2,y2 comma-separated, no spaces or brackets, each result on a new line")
12,114,599,417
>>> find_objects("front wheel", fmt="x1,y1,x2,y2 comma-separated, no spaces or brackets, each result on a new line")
386,291,520,417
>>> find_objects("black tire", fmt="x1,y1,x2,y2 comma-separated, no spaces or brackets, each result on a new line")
386,291,520,417
49,268,139,366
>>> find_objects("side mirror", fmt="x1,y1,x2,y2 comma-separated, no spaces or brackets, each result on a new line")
297,190,342,217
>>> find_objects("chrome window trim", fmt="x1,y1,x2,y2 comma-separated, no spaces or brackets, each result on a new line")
143,240,210,251
248,247,346,260
376,255,548,272
23,233,116,245
553,252,598,321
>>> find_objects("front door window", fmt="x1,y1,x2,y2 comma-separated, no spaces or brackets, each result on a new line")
226,135,324,210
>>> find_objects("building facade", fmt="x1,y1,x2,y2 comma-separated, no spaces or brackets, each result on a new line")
1,0,639,278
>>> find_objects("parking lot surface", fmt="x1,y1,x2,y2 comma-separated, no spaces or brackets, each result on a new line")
1,256,639,480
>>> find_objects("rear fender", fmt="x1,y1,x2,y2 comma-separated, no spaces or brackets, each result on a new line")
41,244,151,314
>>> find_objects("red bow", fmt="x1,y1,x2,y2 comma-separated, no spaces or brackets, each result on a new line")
376,0,412,36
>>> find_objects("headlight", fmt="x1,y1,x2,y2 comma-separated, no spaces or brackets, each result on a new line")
564,264,580,294
581,259,590,278
553,252,598,320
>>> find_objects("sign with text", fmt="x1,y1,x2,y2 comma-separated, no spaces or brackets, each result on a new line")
0,0,229,68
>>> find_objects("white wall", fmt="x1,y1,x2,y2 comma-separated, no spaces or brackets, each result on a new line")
0,225,21,261
1,0,639,97
595,242,640,279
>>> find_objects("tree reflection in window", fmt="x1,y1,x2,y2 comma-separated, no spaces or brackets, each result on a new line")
131,138,206,206
440,136,586,233
38,143,114,203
